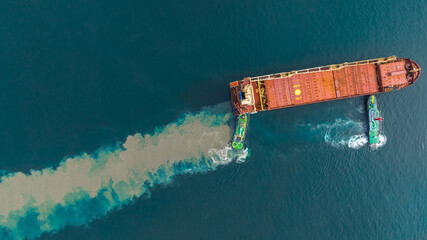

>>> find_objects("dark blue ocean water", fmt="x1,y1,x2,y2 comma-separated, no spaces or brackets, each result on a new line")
0,0,426,239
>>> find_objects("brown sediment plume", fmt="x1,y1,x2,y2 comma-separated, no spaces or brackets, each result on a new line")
0,109,239,238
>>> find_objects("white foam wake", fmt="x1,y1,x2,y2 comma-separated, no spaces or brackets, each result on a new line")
208,146,249,164
303,118,387,150
348,134,368,149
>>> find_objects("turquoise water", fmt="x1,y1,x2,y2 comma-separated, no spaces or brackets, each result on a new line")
0,0,426,239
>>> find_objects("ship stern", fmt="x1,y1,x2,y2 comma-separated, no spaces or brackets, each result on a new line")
229,78,257,115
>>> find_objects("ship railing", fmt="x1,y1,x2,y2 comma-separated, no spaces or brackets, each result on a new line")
248,56,397,82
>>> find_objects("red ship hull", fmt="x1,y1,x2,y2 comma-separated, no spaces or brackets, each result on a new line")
230,56,421,115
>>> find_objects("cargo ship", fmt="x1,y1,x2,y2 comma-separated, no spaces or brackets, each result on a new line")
230,56,421,115
367,95,382,145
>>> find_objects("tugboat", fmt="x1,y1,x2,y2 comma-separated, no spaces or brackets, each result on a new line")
232,113,249,149
367,95,383,145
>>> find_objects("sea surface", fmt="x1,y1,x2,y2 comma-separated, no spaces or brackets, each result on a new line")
0,0,426,239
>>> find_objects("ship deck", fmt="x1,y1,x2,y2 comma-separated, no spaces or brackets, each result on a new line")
259,63,381,110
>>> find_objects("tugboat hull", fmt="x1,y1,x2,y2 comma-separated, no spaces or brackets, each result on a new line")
232,114,248,149
368,95,381,144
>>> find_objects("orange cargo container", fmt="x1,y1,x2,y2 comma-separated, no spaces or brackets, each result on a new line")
230,56,421,115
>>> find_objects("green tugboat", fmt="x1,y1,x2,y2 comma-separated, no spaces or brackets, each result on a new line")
367,95,383,145
232,113,249,149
